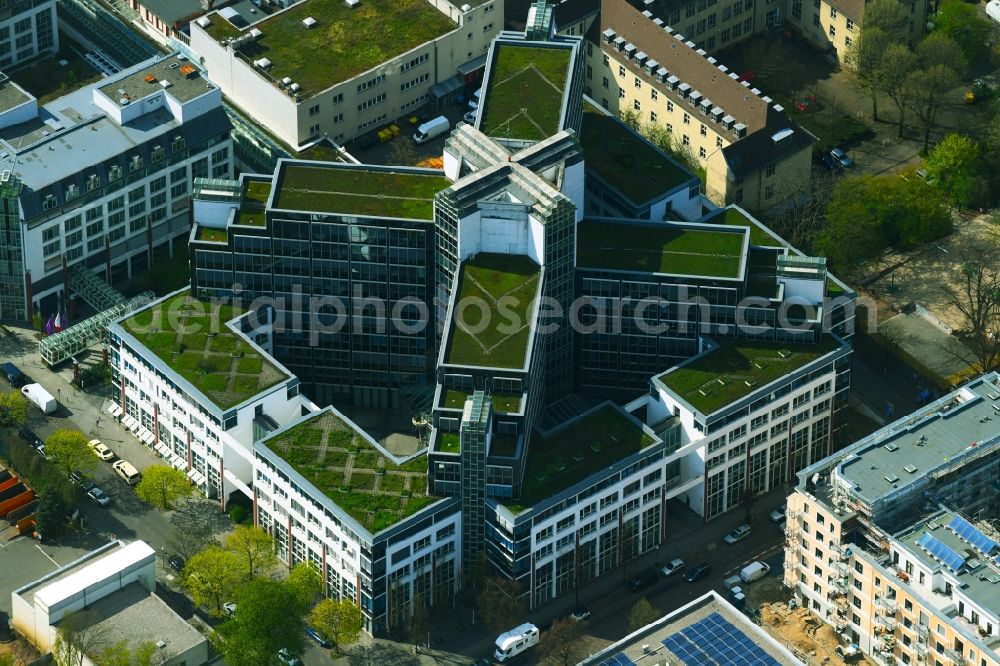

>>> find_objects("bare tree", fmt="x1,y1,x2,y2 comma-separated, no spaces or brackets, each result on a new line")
53,610,109,666
540,618,584,666
946,253,1000,373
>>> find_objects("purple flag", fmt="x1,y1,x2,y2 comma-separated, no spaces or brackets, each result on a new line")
44,314,55,335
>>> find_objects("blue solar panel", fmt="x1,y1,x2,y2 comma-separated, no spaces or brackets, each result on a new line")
662,612,782,666
599,653,637,666
916,532,966,571
948,515,998,555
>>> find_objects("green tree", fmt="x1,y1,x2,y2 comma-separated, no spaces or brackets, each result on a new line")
36,486,72,539
905,65,961,153
875,43,917,136
308,598,363,654
628,597,660,631
475,576,526,632
934,0,994,65
863,0,908,36
286,561,322,615
915,32,967,76
53,610,109,666
215,579,307,666
183,546,245,616
540,617,584,666
0,389,28,427
45,429,97,475
135,464,192,509
925,133,981,208
225,524,277,580
347,644,420,666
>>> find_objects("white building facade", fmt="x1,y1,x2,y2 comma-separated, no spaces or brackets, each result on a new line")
0,0,57,69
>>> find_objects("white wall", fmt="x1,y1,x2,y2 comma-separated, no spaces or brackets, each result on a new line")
0,96,37,129
194,198,237,228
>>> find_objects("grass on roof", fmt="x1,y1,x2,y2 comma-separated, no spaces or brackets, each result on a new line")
207,0,455,96
265,411,437,533
274,165,448,219
12,45,101,105
235,210,266,226
121,293,289,409
577,221,745,277
659,336,841,414
512,405,656,511
244,180,273,205
197,227,229,242
297,142,346,163
581,112,691,204
436,431,460,454
446,254,540,369
480,44,571,141
700,208,777,247
441,389,522,412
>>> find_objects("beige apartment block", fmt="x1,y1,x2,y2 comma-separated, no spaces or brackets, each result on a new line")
787,0,928,62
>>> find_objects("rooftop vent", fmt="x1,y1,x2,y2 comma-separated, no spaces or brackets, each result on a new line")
884,442,899,452
248,27,262,39
884,474,900,484
195,15,211,27
280,77,292,86
904,464,918,474
290,83,301,93
302,16,317,27
159,79,172,89
254,58,272,69
345,0,360,7
155,641,166,649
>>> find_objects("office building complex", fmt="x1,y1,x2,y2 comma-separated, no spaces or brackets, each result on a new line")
785,373,1000,666
0,0,57,69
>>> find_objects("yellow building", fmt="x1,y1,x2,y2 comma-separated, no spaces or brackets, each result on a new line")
786,0,928,62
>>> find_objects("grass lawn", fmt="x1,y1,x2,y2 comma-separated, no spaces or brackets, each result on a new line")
481,44,571,141
244,180,273,205
581,112,691,203
207,0,455,97
197,228,228,242
512,405,656,510
262,410,438,533
659,336,841,414
577,220,745,277
235,210,266,226
446,254,540,368
699,207,777,247
121,293,289,409
274,164,449,220
11,43,101,105
436,431,460,454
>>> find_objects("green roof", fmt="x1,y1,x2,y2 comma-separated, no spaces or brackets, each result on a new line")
658,337,841,414
581,112,691,204
263,410,435,533
273,164,449,219
576,220,745,277
120,293,290,410
12,49,101,105
480,44,571,141
445,254,541,369
440,389,521,413
699,207,778,247
196,227,228,242
204,0,456,97
511,405,657,511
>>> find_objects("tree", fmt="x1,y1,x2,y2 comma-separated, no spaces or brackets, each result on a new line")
915,32,967,77
183,546,245,616
215,579,306,666
225,524,277,580
308,598,363,655
97,640,161,666
475,577,526,632
628,597,660,631
905,64,961,152
846,28,891,122
863,0,908,36
946,253,1000,373
934,0,994,65
53,610,109,666
134,464,191,509
36,486,72,539
925,134,981,209
407,598,430,653
0,389,28,427
167,500,229,560
347,644,420,666
875,43,917,137
286,562,322,615
539,618,583,666
45,429,96,475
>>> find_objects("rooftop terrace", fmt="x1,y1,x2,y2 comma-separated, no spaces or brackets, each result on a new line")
580,111,691,204
120,292,290,410
576,220,745,277
272,163,448,220
511,404,656,511
98,54,215,106
480,43,572,142
659,336,841,415
445,254,541,369
204,0,455,97
261,409,435,533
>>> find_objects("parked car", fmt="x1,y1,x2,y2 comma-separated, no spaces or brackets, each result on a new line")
683,562,712,583
660,558,686,577
305,627,332,648
628,568,658,592
277,648,302,666
570,606,591,621
69,469,88,486
1,361,28,388
724,524,751,544
463,109,478,124
769,503,786,523
830,148,854,168
18,427,44,449
88,439,115,461
167,555,185,572
87,486,111,506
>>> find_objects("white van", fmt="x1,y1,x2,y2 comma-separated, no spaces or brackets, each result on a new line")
20,383,57,414
740,560,771,584
987,0,1000,25
412,116,450,144
468,87,482,110
113,459,142,486
494,623,539,662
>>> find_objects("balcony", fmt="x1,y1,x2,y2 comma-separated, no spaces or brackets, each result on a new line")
876,615,897,631
876,597,899,614
944,649,965,665
915,624,929,639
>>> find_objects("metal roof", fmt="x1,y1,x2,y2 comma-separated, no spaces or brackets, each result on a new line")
33,541,155,609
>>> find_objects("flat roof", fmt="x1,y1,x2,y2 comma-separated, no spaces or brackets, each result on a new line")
119,292,291,410
9,48,102,105
658,337,842,415
699,206,780,247
576,219,746,278
30,541,154,609
259,409,436,534
0,75,32,113
445,254,541,369
480,43,572,142
511,404,657,511
272,163,449,220
98,53,215,106
203,0,456,97
581,591,803,666
580,110,692,204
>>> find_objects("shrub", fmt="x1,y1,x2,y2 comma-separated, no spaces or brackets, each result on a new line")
229,505,248,524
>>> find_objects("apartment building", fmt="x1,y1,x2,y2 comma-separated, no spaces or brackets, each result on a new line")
189,0,503,150
786,0,928,62
784,373,1000,666
0,52,232,322
0,0,57,69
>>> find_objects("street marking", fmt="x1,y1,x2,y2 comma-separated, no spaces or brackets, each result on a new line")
36,544,59,567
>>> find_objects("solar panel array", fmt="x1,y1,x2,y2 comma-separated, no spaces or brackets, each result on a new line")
662,613,782,666
597,653,637,666
948,515,998,555
916,532,966,571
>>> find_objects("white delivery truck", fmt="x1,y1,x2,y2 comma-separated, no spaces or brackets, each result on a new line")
21,383,57,414
413,116,450,144
987,0,1000,25
494,623,539,662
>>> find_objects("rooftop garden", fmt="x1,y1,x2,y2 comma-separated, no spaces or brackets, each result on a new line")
445,254,540,369
435,431,460,454
480,44,571,142
698,207,778,247
244,180,273,206
296,142,346,163
196,227,229,243
273,164,449,220
263,410,436,533
580,112,691,204
510,405,656,512
577,220,745,278
234,210,266,226
659,336,841,414
12,46,102,105
121,293,290,410
207,0,455,96
440,389,521,413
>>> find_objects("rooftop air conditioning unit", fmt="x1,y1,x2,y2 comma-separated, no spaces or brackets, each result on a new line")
345,0,360,7
248,27,263,39
302,16,317,28
461,3,472,10
290,83,300,93
255,58,272,69
280,77,292,86
159,80,172,88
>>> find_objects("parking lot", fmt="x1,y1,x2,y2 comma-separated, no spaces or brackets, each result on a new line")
345,102,472,167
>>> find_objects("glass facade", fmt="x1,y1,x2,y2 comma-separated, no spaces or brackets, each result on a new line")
0,172,24,321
